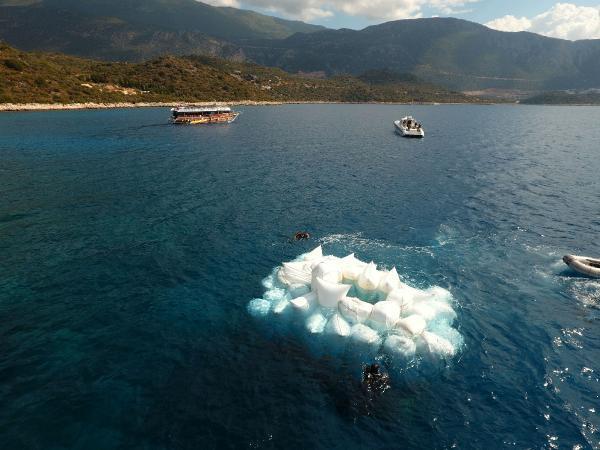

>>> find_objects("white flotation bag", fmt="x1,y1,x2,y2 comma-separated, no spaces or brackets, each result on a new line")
290,291,318,313
350,323,381,345
250,246,463,365
386,285,417,315
314,277,351,308
378,267,401,294
340,253,367,280
311,260,343,291
395,314,427,336
280,261,312,285
369,301,401,331
338,296,373,324
303,245,323,261
357,262,381,291
325,313,352,337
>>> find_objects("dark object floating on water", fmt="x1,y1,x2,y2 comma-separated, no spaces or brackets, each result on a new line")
563,254,600,278
362,364,390,394
294,231,310,241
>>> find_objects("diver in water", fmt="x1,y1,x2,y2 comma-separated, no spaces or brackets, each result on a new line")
294,231,310,241
362,363,390,394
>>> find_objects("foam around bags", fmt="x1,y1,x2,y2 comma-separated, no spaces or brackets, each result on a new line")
325,313,352,337
264,287,286,302
383,335,416,360
248,298,271,317
290,291,317,313
249,247,463,368
433,324,463,349
426,286,452,302
306,312,328,334
315,277,351,308
408,301,457,324
357,262,381,291
350,323,381,345
378,267,401,294
288,283,311,299
410,286,452,304
396,314,427,336
387,284,418,301
369,301,401,331
272,299,291,315
338,296,373,324
418,331,456,358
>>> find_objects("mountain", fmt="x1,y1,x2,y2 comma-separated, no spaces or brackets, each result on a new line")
0,0,324,60
521,90,600,105
243,18,600,91
0,43,475,104
2,1,600,92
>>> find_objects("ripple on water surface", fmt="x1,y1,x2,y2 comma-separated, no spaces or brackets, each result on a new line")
0,105,599,449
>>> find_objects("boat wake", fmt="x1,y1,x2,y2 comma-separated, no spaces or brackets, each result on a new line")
567,280,600,312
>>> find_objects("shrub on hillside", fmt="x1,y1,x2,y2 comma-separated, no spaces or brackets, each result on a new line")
4,59,25,71
90,73,108,83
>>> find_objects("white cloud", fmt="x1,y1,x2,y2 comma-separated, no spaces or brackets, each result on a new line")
485,3,600,40
485,15,532,32
202,0,478,22
428,0,476,14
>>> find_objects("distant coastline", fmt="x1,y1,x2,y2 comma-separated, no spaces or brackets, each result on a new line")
0,101,285,112
0,100,498,112
1,44,481,108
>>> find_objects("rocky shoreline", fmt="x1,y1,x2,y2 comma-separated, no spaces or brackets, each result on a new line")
0,101,294,112
0,100,492,112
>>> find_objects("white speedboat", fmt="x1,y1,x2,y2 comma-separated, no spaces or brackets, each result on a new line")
394,116,424,138
563,254,600,278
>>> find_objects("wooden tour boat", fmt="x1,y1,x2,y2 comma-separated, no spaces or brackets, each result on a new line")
171,106,239,125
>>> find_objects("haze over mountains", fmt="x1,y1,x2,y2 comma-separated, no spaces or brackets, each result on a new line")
1,0,600,92
0,0,324,60
0,41,473,105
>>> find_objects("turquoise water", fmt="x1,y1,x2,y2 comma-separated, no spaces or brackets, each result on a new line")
1,104,599,449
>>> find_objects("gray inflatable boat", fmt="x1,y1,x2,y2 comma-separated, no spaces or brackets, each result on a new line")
563,254,600,278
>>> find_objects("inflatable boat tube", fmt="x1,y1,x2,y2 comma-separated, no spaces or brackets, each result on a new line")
563,254,600,278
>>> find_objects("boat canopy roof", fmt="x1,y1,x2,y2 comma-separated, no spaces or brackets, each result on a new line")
172,106,232,113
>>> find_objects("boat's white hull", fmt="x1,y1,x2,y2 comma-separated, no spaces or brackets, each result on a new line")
394,120,424,138
563,254,600,278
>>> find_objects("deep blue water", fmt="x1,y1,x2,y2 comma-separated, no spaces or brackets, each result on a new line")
1,104,599,449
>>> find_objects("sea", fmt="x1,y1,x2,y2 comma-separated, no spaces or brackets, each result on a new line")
1,104,599,449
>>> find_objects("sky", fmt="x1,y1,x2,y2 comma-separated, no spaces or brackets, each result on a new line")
203,1,600,40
